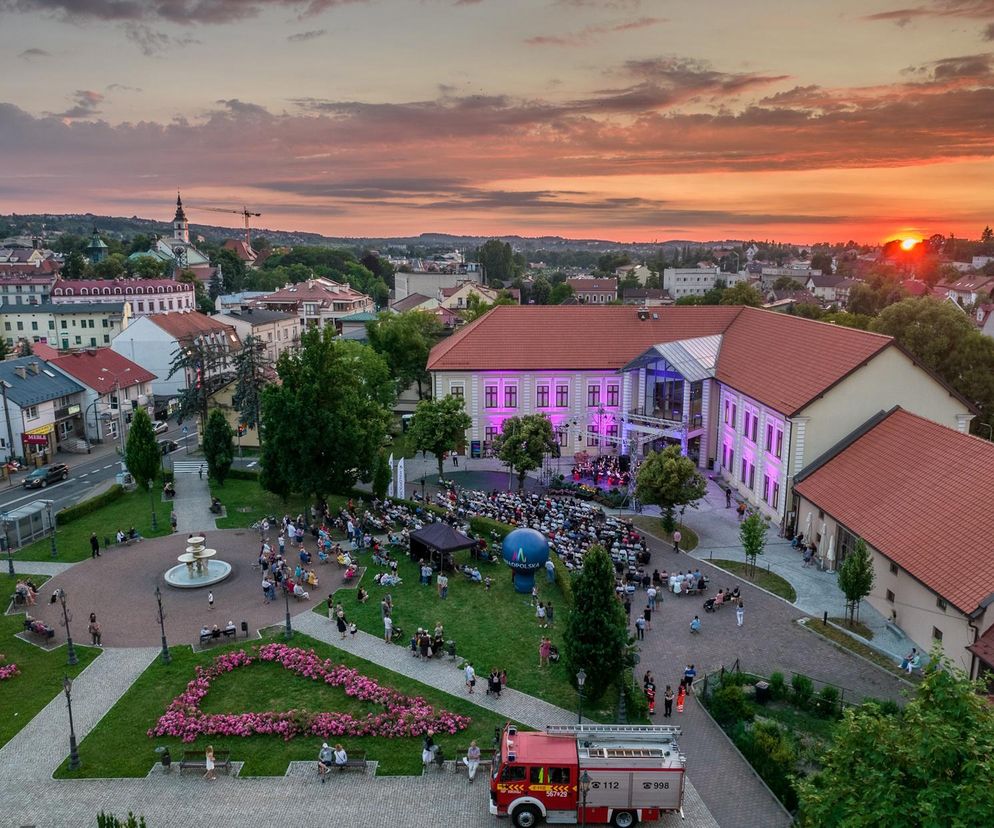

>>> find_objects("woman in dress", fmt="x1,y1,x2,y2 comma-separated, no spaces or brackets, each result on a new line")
204,745,216,781
336,610,348,640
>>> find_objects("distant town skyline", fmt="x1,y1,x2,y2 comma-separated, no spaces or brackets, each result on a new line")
3,0,994,243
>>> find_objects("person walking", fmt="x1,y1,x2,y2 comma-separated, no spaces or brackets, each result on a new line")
198,464,204,480
676,685,686,714
336,610,347,640
647,585,657,611
643,604,652,630
536,602,547,628
539,637,551,667
90,533,100,558
546,601,554,627
672,530,681,553
736,600,745,627
634,615,646,640
207,591,215,611
663,685,674,718
451,450,459,468
383,614,393,643
464,662,476,693
262,576,272,604
437,572,448,600
725,488,732,508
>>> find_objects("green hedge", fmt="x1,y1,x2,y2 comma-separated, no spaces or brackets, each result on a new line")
57,485,125,525
552,553,574,608
226,468,261,481
622,670,649,721
469,516,514,541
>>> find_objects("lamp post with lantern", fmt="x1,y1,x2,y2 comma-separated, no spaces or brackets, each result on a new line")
576,668,586,724
62,673,81,771
579,769,591,828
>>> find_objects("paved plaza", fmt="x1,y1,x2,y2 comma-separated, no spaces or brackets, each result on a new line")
0,463,919,828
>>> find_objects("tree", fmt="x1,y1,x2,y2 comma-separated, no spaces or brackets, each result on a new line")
530,275,552,305
366,311,441,398
549,282,574,304
772,276,805,291
837,538,875,624
18,340,33,357
125,255,168,279
409,395,472,480
203,409,234,485
562,544,630,701
635,445,707,533
167,339,234,432
231,335,271,434
493,414,554,490
982,225,994,253
810,252,834,275
212,248,246,294
475,239,516,284
372,450,391,500
720,282,764,307
796,654,994,826
61,251,87,280
260,327,393,504
125,409,160,528
740,510,769,577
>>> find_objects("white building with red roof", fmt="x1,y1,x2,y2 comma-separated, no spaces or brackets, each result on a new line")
251,277,374,329
565,277,618,303
428,305,974,522
111,311,241,399
793,407,994,679
48,349,155,445
50,277,196,317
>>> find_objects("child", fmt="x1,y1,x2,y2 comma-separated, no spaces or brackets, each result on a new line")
645,683,656,715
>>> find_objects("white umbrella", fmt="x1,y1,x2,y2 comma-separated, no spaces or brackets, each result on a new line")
826,535,836,570
804,511,812,535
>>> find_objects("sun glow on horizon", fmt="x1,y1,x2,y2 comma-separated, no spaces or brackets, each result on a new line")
900,237,920,251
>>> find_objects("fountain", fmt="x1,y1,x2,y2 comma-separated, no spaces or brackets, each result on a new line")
164,536,232,588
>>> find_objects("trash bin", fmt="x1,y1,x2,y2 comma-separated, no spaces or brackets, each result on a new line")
447,640,456,660
754,680,770,705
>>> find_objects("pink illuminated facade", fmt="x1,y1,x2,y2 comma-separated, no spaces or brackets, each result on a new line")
428,305,974,525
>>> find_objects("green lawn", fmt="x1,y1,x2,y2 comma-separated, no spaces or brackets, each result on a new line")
14,489,171,563
210,478,348,530
1,574,101,748
54,632,512,778
709,559,797,602
800,618,914,682
630,516,699,552
316,546,615,721
828,617,874,640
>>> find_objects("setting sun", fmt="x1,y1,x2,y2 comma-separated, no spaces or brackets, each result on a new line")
900,238,920,251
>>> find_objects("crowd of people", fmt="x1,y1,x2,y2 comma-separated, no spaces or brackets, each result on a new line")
570,453,635,488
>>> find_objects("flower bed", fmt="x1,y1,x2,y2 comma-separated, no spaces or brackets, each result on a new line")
147,643,471,743
0,655,18,682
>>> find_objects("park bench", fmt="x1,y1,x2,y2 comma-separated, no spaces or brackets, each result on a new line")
23,617,54,640
331,750,366,774
452,748,496,776
178,749,232,775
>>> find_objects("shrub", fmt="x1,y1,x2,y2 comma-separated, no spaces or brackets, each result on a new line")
791,673,814,708
552,553,575,607
733,720,798,811
622,671,650,721
56,485,124,525
97,813,146,828
160,469,174,484
815,685,841,719
708,682,753,728
861,697,901,717
226,467,261,481
469,516,514,541
768,671,787,700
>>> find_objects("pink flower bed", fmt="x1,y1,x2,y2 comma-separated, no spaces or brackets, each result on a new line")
0,654,18,681
147,643,472,743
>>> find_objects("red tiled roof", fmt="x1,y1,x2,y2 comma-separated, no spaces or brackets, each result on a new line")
428,305,893,415
967,624,994,668
428,305,740,373
715,307,891,414
147,311,240,345
31,342,59,360
566,278,617,291
794,408,994,614
259,279,370,305
50,348,155,391
901,280,929,297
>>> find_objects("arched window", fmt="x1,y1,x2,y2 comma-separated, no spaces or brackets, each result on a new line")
103,287,111,295
65,288,73,296
80,288,89,295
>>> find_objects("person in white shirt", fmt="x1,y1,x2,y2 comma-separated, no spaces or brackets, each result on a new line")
464,662,476,693
462,740,482,781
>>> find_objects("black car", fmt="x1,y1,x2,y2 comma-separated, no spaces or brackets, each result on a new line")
159,439,179,455
23,463,70,489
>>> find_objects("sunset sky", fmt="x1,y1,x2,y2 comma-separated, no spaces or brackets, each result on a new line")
3,0,994,243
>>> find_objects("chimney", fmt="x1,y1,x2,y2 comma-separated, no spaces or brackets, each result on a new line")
14,366,26,379
32,236,41,250
637,307,649,321
28,361,39,375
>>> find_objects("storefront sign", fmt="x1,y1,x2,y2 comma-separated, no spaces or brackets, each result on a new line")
23,433,49,446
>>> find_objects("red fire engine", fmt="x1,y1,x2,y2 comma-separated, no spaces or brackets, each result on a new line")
490,723,686,828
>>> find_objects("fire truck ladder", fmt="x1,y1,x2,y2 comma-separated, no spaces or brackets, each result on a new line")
545,724,682,742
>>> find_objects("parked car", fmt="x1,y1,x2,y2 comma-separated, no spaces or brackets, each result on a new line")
23,463,70,489
153,420,169,434
158,439,179,455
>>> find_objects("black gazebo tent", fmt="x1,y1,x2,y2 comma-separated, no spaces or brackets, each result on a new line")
409,522,476,572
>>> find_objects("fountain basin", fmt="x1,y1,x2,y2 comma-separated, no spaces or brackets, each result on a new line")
164,559,233,588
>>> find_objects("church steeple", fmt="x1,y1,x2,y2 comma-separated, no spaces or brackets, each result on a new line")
172,191,190,244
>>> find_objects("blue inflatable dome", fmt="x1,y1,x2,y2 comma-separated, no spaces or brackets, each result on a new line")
502,528,550,593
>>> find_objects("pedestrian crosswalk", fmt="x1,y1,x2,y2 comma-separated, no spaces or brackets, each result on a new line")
173,460,205,475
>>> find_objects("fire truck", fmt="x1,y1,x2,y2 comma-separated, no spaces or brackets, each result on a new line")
490,723,686,828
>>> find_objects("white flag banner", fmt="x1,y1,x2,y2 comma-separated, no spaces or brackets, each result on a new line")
387,453,395,498
396,457,406,500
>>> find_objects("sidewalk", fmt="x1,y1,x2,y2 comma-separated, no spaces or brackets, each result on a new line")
170,462,217,533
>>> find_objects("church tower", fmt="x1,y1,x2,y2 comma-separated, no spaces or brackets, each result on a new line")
173,192,190,244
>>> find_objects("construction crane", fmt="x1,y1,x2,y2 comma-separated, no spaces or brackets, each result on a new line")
189,204,262,248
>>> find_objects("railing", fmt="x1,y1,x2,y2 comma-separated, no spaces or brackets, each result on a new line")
699,659,857,715
624,411,683,430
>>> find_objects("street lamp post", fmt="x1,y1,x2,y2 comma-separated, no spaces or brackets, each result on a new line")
3,518,13,577
154,585,171,664
47,499,57,559
282,582,293,640
52,587,78,666
579,770,591,828
576,668,586,724
149,483,158,531
62,674,81,771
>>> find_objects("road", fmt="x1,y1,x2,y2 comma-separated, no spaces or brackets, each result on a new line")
0,424,199,515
